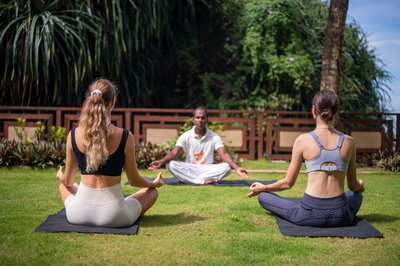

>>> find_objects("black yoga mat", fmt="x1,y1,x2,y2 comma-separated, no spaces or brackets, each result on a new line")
145,177,276,186
275,198,383,238
35,209,140,235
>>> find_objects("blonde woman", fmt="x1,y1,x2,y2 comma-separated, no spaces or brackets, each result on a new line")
57,79,163,227
249,90,364,227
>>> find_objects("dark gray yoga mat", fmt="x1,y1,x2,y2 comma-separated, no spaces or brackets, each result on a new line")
145,177,276,186
275,198,383,238
35,209,139,235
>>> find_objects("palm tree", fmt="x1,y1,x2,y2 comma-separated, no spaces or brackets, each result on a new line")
0,0,214,107
0,0,100,105
320,0,349,93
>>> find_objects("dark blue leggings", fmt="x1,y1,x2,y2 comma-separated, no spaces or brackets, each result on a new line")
258,191,363,227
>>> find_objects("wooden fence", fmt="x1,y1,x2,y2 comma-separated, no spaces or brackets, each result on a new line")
1,106,399,161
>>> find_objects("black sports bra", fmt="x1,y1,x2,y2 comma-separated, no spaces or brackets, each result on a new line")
71,127,128,176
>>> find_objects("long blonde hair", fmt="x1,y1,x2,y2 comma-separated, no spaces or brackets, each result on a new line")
78,79,118,172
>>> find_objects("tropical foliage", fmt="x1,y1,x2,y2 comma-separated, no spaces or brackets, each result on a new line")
200,0,391,111
0,0,204,106
135,142,170,169
340,22,392,112
0,117,240,169
375,152,400,172
0,119,66,168
0,0,99,105
0,0,392,112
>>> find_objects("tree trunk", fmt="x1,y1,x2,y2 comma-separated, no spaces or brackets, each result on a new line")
320,0,349,93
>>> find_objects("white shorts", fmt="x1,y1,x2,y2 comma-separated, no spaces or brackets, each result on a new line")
65,183,142,228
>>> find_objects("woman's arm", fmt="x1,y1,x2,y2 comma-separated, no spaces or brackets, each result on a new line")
57,132,78,187
125,132,163,188
346,138,364,192
248,135,304,196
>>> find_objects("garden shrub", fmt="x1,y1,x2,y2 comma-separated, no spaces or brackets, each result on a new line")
0,119,66,169
1,118,240,169
135,142,171,169
0,138,17,166
375,152,400,172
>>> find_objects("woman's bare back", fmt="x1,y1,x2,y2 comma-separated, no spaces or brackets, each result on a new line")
301,129,354,198
74,125,124,188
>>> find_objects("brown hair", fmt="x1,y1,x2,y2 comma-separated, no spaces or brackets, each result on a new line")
312,90,339,122
78,79,118,172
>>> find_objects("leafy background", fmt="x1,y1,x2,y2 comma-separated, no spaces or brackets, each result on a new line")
0,0,391,112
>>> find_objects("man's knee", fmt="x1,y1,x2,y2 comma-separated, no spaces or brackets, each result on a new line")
166,160,177,171
220,162,231,175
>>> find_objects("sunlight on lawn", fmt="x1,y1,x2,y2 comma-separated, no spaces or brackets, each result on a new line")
0,166,398,265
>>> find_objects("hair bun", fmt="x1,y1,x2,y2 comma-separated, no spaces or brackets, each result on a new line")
320,110,333,120
312,90,339,122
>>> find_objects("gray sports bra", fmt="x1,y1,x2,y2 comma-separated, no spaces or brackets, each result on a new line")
305,131,349,173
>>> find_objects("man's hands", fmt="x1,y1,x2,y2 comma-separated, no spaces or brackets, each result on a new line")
152,172,164,188
148,160,162,170
236,167,248,179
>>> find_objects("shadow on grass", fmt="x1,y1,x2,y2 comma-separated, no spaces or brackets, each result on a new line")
140,212,207,227
360,213,399,223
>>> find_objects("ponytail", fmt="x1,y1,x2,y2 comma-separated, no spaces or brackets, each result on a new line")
78,79,117,172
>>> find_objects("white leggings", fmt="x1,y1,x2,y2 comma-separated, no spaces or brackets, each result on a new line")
167,161,231,184
65,183,142,228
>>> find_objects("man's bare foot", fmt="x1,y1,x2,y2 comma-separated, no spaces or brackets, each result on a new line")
204,179,218,185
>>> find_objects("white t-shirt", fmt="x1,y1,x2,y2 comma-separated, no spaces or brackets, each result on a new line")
176,127,224,165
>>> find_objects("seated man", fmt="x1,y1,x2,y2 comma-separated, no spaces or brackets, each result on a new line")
148,107,248,184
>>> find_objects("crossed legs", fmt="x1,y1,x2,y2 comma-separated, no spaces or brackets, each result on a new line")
257,191,363,226
126,188,158,215
167,161,231,184
58,183,158,216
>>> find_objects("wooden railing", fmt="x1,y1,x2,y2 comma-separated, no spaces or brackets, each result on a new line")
1,106,398,160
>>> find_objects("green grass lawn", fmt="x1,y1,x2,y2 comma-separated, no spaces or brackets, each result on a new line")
0,161,399,265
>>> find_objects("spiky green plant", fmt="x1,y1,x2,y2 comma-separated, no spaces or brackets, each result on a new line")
0,0,100,105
